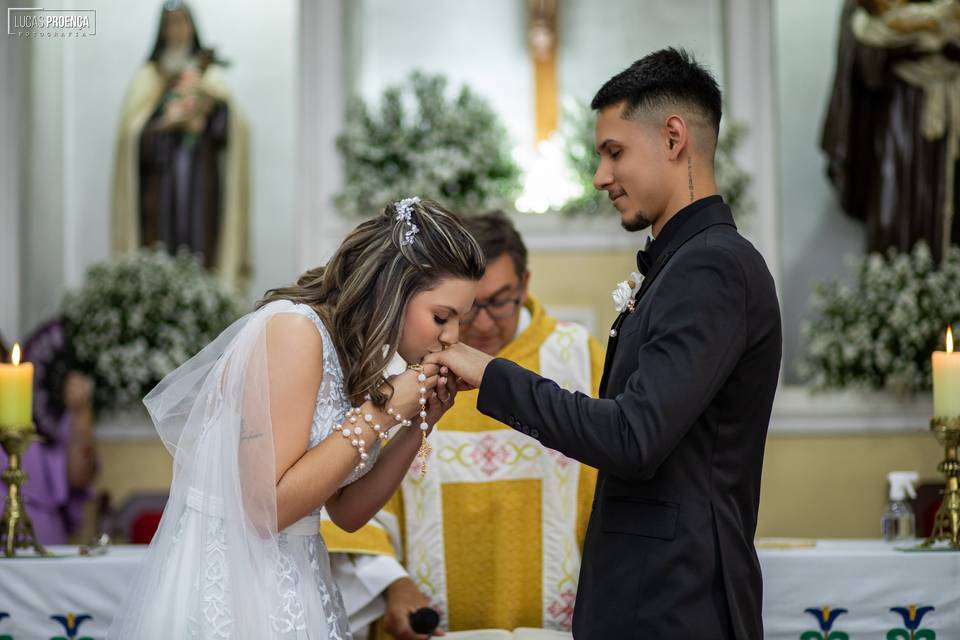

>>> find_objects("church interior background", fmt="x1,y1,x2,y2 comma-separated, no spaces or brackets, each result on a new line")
1,0,958,637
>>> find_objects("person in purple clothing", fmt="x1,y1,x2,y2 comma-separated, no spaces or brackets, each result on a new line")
0,321,98,544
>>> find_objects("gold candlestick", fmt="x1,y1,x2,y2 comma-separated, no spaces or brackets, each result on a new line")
920,416,960,549
0,423,49,557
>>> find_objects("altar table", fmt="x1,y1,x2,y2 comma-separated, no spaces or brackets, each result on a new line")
0,540,957,638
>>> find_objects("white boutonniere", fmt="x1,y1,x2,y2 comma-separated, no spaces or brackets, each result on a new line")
612,271,644,313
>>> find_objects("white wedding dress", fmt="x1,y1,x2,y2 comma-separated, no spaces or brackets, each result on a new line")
108,300,380,639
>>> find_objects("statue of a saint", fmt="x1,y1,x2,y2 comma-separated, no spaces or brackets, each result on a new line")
111,1,250,291
822,0,960,261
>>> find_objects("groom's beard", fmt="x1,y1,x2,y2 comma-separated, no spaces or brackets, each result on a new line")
621,208,652,232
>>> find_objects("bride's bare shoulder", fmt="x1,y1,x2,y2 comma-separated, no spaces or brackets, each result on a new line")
265,312,324,374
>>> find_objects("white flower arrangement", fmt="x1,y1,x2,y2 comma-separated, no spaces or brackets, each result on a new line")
799,241,960,395
335,72,521,217
612,271,644,313
62,248,244,412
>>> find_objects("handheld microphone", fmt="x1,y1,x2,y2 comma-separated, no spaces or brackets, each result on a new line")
408,607,440,635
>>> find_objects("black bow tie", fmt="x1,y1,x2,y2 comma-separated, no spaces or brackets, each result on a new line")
636,236,654,276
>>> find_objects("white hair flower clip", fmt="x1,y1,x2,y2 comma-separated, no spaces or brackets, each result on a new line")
395,196,421,246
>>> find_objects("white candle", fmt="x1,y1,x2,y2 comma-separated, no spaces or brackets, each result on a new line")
933,327,960,418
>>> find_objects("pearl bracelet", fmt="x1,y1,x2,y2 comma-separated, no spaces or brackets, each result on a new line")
334,372,434,474
332,407,384,470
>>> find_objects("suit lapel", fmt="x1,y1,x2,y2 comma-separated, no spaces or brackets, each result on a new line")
598,202,737,397
635,204,736,304
599,311,628,396
633,248,675,304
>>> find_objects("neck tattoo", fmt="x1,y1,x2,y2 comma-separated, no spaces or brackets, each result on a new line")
687,156,695,202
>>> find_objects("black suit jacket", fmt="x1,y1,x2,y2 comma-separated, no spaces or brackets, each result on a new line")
476,198,782,639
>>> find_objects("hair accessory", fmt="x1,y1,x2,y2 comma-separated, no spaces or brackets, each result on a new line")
395,197,421,246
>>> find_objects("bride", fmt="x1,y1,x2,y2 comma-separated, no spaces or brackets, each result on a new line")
108,198,484,639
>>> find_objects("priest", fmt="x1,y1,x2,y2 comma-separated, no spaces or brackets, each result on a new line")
324,212,604,639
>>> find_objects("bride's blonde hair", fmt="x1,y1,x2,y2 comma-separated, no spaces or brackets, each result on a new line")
258,199,485,407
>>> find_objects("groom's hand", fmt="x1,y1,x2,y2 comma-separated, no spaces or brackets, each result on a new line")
424,343,493,390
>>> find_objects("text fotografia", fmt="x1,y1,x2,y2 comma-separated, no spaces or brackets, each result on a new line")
7,8,97,37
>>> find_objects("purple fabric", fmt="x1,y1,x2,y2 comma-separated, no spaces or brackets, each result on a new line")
0,414,91,544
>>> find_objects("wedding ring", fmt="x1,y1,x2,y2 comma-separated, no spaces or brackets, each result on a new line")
407,364,424,372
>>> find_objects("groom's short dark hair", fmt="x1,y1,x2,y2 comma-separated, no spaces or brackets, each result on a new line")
591,47,722,143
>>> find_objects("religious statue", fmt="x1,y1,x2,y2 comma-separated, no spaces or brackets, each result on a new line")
822,0,960,262
111,1,250,292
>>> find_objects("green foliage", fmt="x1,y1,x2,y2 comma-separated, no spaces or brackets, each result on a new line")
62,248,244,412
799,242,960,394
335,71,522,217
555,100,615,218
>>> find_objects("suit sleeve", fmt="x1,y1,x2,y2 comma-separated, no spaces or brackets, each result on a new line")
574,335,603,549
476,245,747,482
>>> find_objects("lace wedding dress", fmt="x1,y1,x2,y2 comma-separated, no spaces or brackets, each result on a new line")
108,300,380,639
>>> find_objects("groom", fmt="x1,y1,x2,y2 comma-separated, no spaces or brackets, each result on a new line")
427,48,781,639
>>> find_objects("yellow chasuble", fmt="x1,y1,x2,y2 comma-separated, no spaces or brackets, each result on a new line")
322,295,604,633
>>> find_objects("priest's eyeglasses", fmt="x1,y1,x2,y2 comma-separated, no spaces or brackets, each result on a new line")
461,294,522,324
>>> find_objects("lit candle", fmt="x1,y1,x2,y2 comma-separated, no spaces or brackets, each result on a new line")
933,327,960,418
0,343,34,428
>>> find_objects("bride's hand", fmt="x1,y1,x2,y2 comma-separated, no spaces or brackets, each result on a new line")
422,366,457,430
384,364,440,420
422,342,493,390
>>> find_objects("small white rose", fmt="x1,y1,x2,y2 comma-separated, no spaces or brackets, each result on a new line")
612,281,633,313
611,272,644,313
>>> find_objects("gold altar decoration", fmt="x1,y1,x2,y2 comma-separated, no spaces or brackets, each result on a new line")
0,423,50,557
921,416,960,549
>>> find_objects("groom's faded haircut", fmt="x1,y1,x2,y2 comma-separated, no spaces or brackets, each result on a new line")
591,47,722,155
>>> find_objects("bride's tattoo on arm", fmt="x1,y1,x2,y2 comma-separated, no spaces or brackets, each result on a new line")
239,419,264,442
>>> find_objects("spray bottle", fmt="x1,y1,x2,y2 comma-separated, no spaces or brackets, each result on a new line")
881,471,918,542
